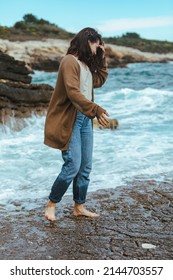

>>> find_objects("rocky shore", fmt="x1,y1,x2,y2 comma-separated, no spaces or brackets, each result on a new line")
0,178,172,260
0,39,172,260
0,50,53,127
1,38,173,71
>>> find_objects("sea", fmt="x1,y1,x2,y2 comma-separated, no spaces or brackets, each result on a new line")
0,62,173,208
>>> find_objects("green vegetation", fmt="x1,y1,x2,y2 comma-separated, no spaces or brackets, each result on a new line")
103,32,173,53
0,13,74,40
0,14,173,53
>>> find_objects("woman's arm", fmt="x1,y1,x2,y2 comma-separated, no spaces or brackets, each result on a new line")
62,55,106,119
93,61,108,88
93,43,108,88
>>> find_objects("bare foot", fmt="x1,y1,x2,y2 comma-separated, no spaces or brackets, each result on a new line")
73,203,99,218
45,201,57,222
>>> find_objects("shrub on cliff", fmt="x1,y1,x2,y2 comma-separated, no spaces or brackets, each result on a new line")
23,14,38,24
14,21,27,30
122,32,141,39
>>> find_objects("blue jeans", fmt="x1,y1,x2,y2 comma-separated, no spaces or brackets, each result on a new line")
49,112,93,204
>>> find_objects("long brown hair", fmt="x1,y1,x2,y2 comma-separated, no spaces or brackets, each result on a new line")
67,27,104,73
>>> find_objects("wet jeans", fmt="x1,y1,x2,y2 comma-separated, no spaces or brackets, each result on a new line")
49,111,93,204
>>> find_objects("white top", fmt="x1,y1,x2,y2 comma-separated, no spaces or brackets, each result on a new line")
73,56,92,101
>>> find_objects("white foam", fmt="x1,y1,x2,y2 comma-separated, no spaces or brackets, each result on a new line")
1,66,173,205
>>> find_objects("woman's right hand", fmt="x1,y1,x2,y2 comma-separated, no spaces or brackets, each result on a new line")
98,42,106,59
97,111,110,128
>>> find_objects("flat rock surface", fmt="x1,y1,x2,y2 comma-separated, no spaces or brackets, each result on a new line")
0,179,172,260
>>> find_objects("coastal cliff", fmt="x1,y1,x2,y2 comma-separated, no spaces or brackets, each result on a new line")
1,38,173,72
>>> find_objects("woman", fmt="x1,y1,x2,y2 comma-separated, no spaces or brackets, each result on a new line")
44,27,109,221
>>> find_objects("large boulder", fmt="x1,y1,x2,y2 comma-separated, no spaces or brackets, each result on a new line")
0,81,53,130
0,50,32,83
0,51,53,126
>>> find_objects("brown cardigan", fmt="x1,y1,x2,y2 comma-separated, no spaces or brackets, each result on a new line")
44,54,108,150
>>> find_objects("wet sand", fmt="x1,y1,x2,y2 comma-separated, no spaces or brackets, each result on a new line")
0,179,172,260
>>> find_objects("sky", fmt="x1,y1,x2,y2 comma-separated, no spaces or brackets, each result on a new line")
0,0,173,41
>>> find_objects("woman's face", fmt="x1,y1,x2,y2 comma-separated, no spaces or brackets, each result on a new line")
88,39,100,55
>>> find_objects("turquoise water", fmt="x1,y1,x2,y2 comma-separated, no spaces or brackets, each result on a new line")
0,62,173,206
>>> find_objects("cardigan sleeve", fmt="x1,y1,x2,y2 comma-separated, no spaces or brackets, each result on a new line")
61,55,105,118
93,58,108,88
